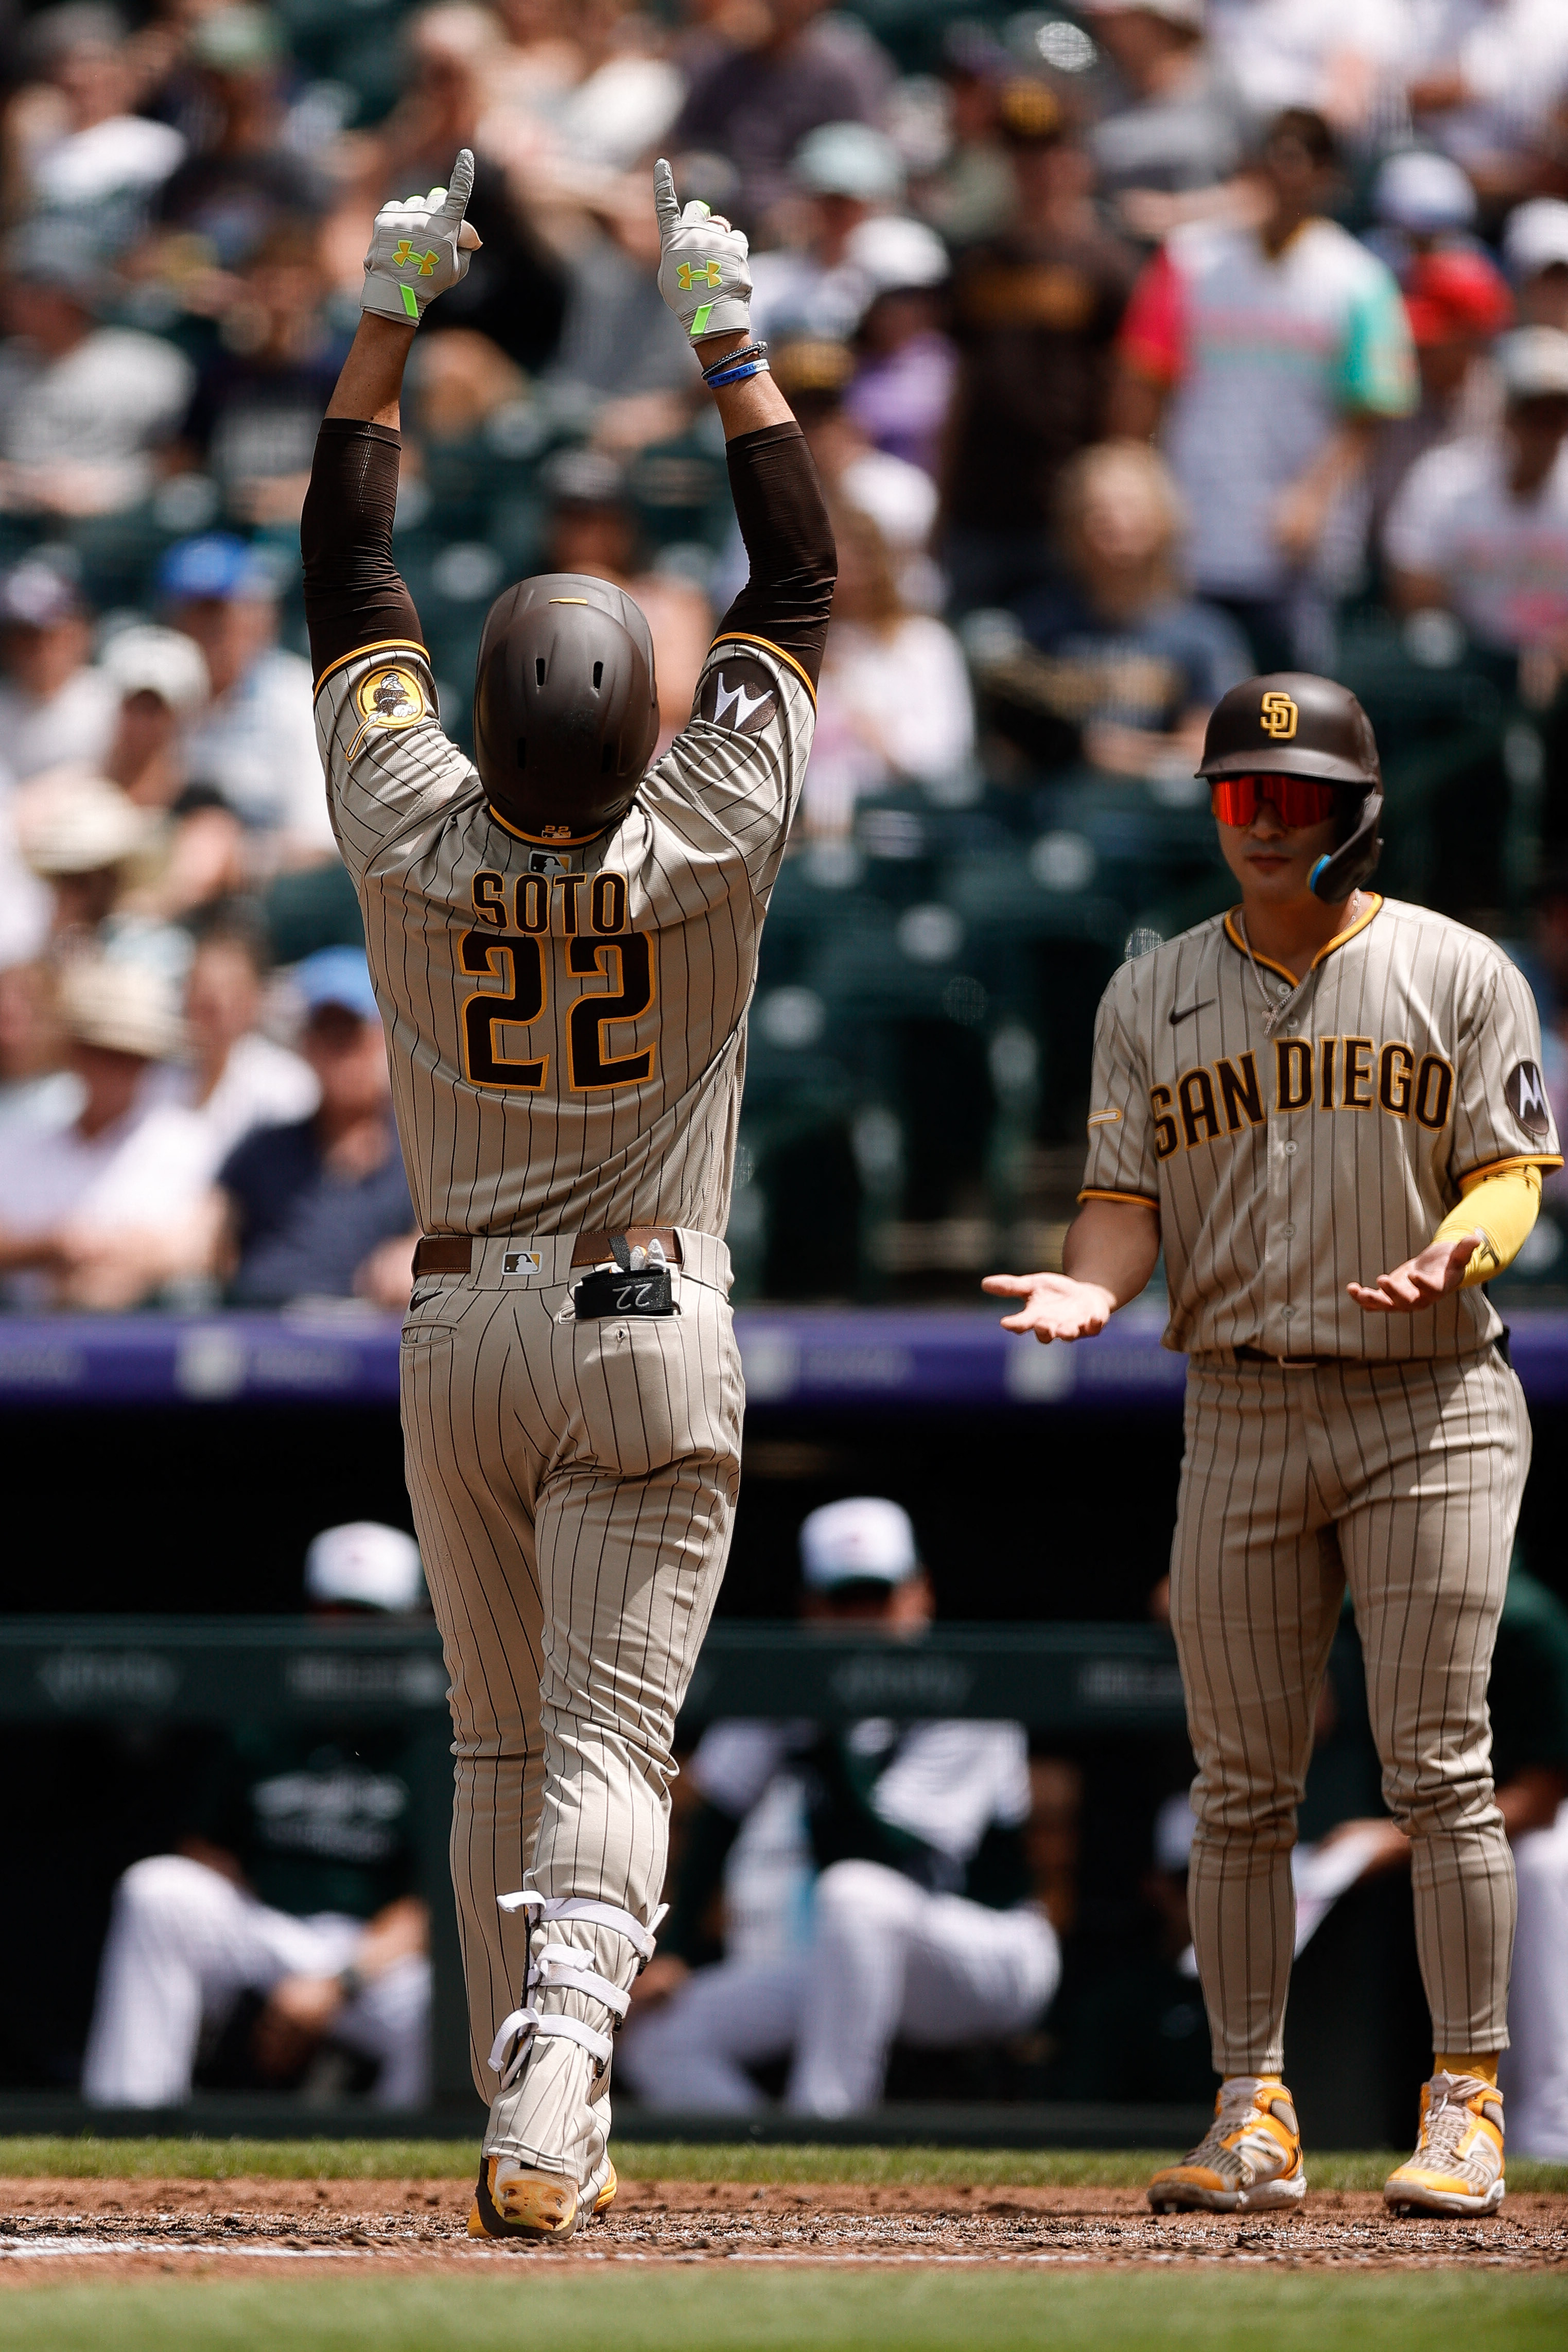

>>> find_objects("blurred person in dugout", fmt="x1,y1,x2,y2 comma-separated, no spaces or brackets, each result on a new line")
537,447,711,753
942,78,1140,615
617,1499,1060,2116
196,946,417,1310
0,217,193,518
156,532,336,868
0,953,212,1308
1296,1563,1568,2159
83,1523,433,2110
1110,107,1416,675
978,438,1250,786
803,502,973,838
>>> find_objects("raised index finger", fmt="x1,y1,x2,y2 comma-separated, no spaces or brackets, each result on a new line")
437,148,475,221
653,158,680,231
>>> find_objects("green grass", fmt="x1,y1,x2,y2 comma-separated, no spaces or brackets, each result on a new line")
1,2138,1565,2193
1,2271,1565,2352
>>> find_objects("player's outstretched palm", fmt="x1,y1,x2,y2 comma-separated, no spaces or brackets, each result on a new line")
983,1271,1118,1344
1347,1231,1483,1313
361,148,483,325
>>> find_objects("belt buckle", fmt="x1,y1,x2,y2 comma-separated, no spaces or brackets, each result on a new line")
1276,1353,1321,1370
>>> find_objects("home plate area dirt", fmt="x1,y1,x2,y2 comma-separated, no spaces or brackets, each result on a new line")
2,2177,1565,2280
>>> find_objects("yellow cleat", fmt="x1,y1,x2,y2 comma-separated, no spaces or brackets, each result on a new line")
466,2155,581,2241
591,2159,618,2216
1147,2077,1307,2213
1384,2074,1505,2217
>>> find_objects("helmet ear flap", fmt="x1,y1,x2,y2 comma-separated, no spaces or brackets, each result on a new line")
1309,786,1383,901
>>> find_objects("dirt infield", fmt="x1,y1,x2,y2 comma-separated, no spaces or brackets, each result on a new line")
2,2174,1564,2283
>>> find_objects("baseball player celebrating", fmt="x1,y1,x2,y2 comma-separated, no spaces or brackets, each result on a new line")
985,673,1561,2218
300,153,832,2236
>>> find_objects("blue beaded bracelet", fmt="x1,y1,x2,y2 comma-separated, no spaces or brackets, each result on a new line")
705,358,770,390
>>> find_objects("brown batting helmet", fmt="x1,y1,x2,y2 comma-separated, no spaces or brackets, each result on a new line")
473,573,659,845
1196,671,1384,902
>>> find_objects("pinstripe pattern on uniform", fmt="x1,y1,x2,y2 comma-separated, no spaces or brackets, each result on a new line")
400,1239,743,2172
1173,1347,1527,2072
316,638,813,1242
321,637,810,2181
1079,896,1561,1362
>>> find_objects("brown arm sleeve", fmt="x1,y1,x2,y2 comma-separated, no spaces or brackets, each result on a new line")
300,419,423,683
714,421,836,689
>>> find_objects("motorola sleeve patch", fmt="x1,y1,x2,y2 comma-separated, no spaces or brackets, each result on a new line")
697,653,778,734
1505,1059,1552,1137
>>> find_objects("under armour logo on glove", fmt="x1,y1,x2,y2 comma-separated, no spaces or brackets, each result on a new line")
362,148,482,325
654,158,752,341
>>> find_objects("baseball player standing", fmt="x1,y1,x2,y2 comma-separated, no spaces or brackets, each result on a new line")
986,673,1561,2217
300,152,832,2236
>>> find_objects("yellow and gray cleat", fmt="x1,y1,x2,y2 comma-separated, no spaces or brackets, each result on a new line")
466,2155,618,2241
1147,2077,1307,2213
1384,2074,1505,2217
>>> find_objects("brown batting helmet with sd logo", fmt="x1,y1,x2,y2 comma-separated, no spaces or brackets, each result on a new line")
1197,672,1384,904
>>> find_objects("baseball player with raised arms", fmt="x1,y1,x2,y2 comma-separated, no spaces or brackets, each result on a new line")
986,673,1561,2218
300,152,832,2236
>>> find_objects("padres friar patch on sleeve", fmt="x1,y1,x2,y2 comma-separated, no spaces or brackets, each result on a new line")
1505,1059,1552,1137
347,661,430,758
698,653,777,734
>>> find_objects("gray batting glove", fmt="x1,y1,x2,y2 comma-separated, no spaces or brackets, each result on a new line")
653,157,752,342
361,148,482,327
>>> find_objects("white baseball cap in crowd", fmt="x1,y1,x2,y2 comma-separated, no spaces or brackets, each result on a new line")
845,213,950,296
100,624,210,713
793,121,907,204
1372,149,1476,235
18,769,149,876
1498,325,1568,402
1079,0,1207,29
305,1521,428,1613
59,953,185,1060
799,1496,919,1590
1503,198,1568,282
1154,1790,1197,1873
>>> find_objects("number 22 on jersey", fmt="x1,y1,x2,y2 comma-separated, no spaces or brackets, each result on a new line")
459,866,656,1093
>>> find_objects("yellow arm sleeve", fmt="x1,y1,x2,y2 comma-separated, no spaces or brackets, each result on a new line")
1434,1165,1542,1285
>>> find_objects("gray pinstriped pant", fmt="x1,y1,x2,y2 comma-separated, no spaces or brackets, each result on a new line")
399,1232,742,2181
1173,1347,1528,2075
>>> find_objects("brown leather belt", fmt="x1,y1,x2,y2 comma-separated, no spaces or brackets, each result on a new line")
412,1228,683,1278
1233,1343,1331,1370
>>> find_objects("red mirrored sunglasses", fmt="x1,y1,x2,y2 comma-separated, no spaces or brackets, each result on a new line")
1209,773,1339,828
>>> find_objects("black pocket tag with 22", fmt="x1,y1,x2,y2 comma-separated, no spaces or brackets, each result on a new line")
572,1266,675,1319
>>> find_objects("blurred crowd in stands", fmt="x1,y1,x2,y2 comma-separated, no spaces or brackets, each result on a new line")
4,0,1568,1303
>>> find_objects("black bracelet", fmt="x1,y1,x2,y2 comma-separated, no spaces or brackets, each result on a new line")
700,340,766,381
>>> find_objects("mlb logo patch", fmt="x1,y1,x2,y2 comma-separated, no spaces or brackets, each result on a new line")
502,1250,544,1275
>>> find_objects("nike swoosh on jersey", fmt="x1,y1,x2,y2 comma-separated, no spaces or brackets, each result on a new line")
1170,1000,1217,1025
712,672,771,728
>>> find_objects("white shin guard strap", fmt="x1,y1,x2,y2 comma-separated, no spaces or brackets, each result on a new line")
534,2014,614,2066
535,1896,667,1964
534,1943,631,2019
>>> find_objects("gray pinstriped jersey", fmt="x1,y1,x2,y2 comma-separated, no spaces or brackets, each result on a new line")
317,632,814,1238
1080,894,1562,1361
